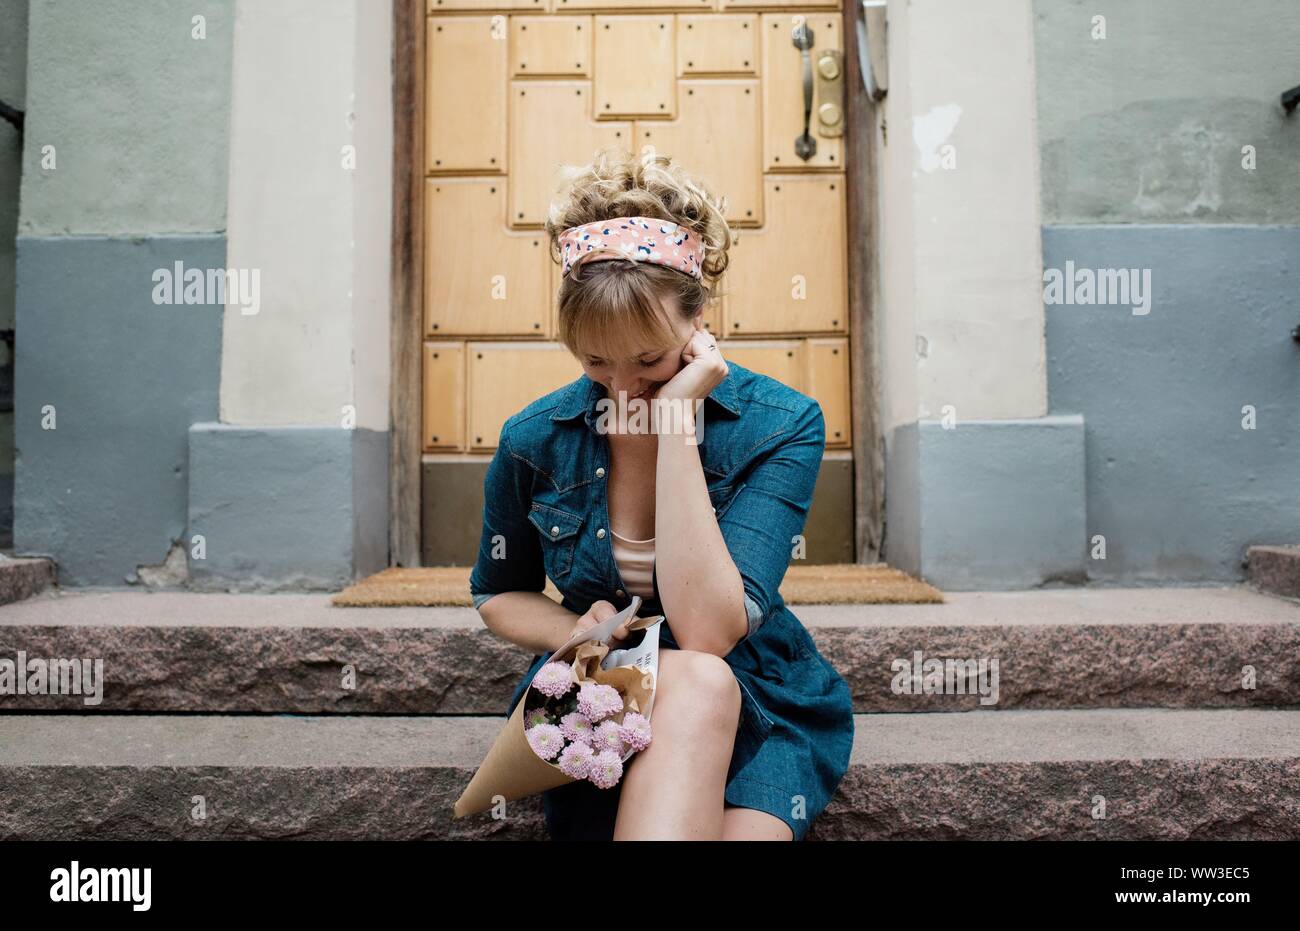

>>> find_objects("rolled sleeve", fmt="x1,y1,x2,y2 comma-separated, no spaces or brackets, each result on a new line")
468,426,546,609
720,400,825,642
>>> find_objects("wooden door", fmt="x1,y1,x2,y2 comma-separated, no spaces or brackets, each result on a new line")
418,0,855,563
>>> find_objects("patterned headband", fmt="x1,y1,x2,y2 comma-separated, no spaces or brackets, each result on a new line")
558,216,704,281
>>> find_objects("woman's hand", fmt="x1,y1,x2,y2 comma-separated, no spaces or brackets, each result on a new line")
654,324,728,405
570,599,630,647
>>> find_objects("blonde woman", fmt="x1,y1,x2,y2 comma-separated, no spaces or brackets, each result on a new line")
470,147,854,841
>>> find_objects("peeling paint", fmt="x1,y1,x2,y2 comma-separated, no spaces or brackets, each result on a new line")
913,103,962,173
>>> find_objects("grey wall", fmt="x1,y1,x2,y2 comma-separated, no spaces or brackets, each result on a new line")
189,425,388,591
885,417,1087,590
1035,0,1300,224
1044,225,1300,582
0,0,29,545
1034,0,1300,585
12,1,235,584
15,236,223,584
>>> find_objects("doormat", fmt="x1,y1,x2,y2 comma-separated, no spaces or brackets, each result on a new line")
331,564,943,607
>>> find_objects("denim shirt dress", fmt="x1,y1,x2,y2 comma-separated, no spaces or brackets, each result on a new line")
468,360,855,841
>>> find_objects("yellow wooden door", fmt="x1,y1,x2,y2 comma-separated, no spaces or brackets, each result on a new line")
422,1,851,460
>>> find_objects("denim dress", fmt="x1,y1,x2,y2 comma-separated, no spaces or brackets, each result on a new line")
469,361,856,841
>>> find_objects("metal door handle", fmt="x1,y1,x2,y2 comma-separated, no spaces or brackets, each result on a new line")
792,21,817,161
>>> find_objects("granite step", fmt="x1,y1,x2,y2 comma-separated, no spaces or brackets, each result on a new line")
0,586,1297,713
2,709,1296,840
1248,544,1300,600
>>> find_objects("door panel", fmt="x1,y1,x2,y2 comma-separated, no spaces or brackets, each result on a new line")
722,174,846,335
804,337,851,447
425,178,550,337
761,12,843,171
429,0,547,10
468,343,584,451
593,16,677,119
677,14,758,75
423,3,853,473
509,81,631,227
511,15,590,77
426,17,506,173
636,80,762,227
423,343,466,450
721,337,851,449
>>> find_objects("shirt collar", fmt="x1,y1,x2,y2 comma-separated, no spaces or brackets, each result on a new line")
550,369,742,424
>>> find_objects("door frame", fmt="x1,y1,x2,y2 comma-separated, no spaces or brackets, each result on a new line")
387,0,884,568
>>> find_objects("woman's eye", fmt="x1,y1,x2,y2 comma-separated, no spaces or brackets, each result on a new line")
639,356,664,367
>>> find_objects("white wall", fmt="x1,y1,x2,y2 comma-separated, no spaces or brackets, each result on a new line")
877,0,1046,431
222,0,391,431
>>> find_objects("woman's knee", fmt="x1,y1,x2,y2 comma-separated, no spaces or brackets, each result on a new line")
661,649,742,724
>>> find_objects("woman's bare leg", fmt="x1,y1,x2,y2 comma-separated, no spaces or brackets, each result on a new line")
612,649,743,840
721,805,795,841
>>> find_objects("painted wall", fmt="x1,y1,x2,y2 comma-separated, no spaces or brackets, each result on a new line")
221,0,391,431
1034,0,1300,583
0,0,28,546
18,0,233,235
13,0,234,585
1035,0,1300,224
877,0,1047,433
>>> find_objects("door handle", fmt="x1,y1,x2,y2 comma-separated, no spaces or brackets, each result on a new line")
792,20,817,160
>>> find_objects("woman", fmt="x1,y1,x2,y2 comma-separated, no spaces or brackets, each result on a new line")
468,147,855,841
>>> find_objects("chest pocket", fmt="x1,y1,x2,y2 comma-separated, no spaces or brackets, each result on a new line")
528,502,584,580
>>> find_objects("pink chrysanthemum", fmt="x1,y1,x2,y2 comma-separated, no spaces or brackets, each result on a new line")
591,719,624,754
577,682,623,721
619,712,652,752
559,712,594,744
532,661,573,699
587,749,624,789
525,722,565,761
558,741,595,779
523,707,550,730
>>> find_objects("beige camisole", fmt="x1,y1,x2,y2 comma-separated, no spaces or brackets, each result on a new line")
610,529,656,599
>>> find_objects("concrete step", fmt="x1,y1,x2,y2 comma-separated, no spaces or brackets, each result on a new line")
0,586,1297,713
2,709,1296,840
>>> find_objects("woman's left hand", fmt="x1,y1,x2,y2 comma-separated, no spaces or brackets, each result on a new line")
655,326,728,404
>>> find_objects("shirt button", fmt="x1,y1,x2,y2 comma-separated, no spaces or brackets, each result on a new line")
551,526,560,537
596,467,606,478
596,528,606,539
615,589,625,598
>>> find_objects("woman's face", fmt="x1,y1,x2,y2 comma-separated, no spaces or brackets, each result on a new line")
579,295,700,403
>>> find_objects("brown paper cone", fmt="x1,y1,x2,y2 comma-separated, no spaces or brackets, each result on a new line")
452,690,578,818
452,618,661,818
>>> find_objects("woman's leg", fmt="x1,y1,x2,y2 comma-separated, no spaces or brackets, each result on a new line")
721,805,795,841
612,649,743,840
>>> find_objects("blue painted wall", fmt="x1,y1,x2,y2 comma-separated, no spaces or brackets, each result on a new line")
1044,225,1300,582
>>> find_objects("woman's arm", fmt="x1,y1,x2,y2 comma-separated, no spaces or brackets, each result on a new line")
477,591,582,655
653,426,749,656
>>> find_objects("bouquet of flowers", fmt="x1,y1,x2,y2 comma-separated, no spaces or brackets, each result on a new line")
453,596,664,818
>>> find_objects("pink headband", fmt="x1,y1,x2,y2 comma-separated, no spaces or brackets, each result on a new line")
558,216,704,281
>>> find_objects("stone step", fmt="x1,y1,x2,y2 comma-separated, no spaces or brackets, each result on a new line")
2,709,1296,840
0,556,56,606
0,586,1296,713
1248,544,1300,599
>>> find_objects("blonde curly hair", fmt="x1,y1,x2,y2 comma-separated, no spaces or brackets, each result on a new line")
545,146,733,362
